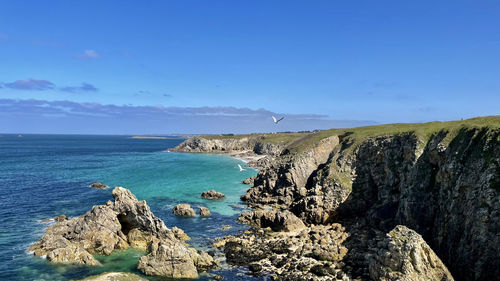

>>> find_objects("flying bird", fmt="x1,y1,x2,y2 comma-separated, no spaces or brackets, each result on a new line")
238,164,245,171
272,116,284,124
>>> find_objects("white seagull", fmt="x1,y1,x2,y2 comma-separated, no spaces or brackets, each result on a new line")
238,164,245,171
272,116,284,124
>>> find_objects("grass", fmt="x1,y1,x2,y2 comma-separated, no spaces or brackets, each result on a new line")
201,116,500,154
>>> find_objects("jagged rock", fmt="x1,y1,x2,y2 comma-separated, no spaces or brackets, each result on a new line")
199,206,211,216
172,204,196,217
242,176,255,185
54,214,67,222
29,187,211,278
222,224,349,279
189,248,217,270
369,225,454,281
138,240,216,279
90,182,108,189
47,242,101,266
78,272,147,281
238,210,306,232
201,189,226,200
171,226,190,241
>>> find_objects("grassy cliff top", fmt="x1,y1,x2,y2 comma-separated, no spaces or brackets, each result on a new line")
202,116,500,152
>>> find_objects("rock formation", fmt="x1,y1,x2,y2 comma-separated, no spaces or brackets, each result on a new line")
369,225,454,281
170,136,282,156
201,189,226,199
29,187,214,278
242,176,255,185
90,182,108,189
172,203,196,217
238,209,305,232
199,206,211,216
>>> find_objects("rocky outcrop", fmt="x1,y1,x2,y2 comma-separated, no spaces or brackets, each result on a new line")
242,135,340,210
54,214,67,222
242,176,255,185
90,182,108,189
170,136,283,156
219,224,349,280
369,225,454,281
199,206,211,216
29,187,213,278
238,210,306,232
137,239,216,278
137,240,199,278
172,203,196,217
201,189,226,200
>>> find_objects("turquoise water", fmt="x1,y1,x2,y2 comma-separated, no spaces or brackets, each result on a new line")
0,134,259,280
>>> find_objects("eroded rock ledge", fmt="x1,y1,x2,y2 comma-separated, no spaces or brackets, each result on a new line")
29,187,215,279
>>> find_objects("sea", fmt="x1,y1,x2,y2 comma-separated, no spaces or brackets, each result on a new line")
0,134,262,280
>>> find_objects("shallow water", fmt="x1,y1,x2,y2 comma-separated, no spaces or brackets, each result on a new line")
0,134,260,280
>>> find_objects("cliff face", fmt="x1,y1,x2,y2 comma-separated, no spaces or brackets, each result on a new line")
172,119,499,281
169,136,283,155
240,127,499,281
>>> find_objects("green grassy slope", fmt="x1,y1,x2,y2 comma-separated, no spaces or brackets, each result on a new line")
202,116,500,153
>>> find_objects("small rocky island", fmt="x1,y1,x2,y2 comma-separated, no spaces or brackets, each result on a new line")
29,187,215,279
201,189,226,199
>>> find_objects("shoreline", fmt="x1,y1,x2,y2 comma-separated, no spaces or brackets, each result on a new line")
167,148,267,165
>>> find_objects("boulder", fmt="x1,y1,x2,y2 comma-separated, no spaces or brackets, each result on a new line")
201,189,226,200
90,182,108,189
137,240,199,279
369,225,454,281
172,204,196,217
199,206,211,216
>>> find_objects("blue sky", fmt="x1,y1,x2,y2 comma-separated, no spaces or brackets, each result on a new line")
0,1,499,134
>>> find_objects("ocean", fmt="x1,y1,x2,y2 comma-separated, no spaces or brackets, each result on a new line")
0,134,260,280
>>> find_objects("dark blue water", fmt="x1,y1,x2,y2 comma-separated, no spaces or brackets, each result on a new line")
0,134,260,280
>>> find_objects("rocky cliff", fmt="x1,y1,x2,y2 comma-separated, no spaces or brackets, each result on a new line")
173,116,500,281
169,135,283,156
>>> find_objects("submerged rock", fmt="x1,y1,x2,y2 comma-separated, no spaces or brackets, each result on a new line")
90,182,108,189
369,225,454,281
172,203,196,217
29,187,211,278
201,189,226,200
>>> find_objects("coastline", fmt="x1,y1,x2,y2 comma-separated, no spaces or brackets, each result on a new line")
169,117,500,281
167,148,266,165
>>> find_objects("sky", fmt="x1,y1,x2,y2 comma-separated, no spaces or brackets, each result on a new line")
0,0,499,134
